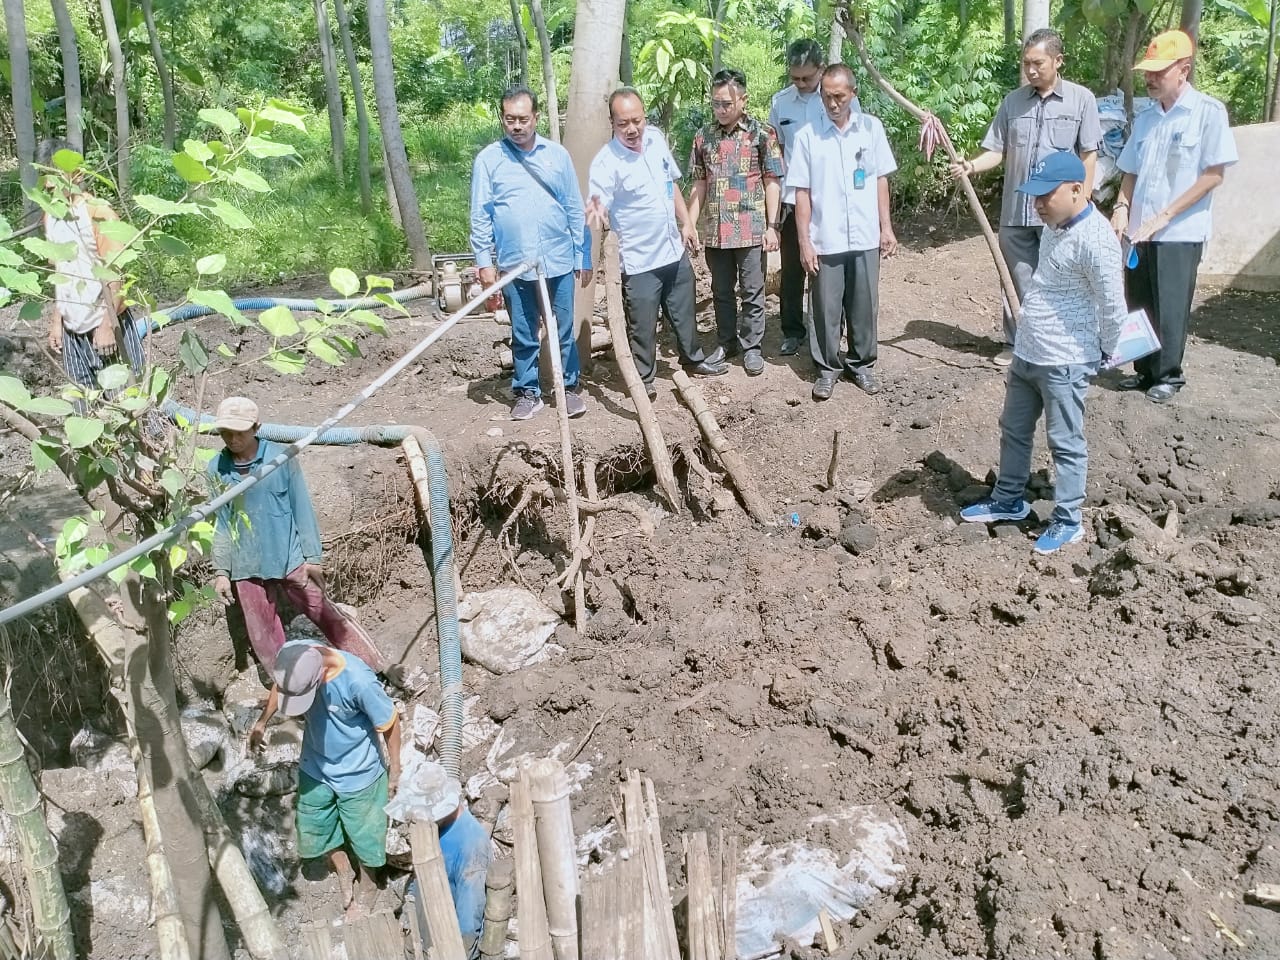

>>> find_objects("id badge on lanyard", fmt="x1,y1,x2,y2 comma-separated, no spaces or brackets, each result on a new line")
853,147,867,190
663,158,674,199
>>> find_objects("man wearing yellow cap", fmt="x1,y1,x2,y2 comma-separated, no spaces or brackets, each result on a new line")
1111,29,1237,404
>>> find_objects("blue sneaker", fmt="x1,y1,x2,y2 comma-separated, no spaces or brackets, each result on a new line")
959,497,1030,523
1034,521,1084,554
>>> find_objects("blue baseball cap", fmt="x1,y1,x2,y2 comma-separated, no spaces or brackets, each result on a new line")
1018,151,1087,196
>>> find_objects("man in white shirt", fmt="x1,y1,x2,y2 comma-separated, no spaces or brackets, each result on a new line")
786,64,898,401
586,89,729,397
1112,29,1237,404
768,38,827,357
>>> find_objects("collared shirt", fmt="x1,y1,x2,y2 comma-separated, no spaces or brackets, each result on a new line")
588,127,684,275
981,79,1103,228
768,86,833,205
1015,204,1127,366
294,645,396,794
439,807,492,945
208,438,322,581
784,108,897,255
470,135,591,281
688,116,785,248
1117,84,1237,243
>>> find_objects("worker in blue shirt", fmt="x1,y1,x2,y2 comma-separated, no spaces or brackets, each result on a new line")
470,85,592,422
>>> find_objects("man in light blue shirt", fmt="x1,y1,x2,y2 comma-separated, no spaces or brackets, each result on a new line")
786,64,898,401
586,88,727,397
1112,30,1237,404
471,85,591,421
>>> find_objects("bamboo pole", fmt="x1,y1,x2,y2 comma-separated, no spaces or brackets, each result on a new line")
410,818,468,960
479,858,515,960
683,832,720,960
512,772,554,960
299,924,331,960
835,2,1020,316
0,680,74,960
369,910,403,956
602,231,681,510
528,759,579,960
671,371,773,524
719,831,738,960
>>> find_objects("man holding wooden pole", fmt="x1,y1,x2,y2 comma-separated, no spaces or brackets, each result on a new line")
948,29,1102,367
585,88,728,398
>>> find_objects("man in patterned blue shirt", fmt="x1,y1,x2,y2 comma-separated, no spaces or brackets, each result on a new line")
960,152,1126,555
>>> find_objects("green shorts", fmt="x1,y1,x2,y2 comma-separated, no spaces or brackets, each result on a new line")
296,770,389,868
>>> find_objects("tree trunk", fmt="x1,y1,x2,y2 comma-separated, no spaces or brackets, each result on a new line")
1179,0,1203,43
1022,0,1050,40
367,0,431,269
828,13,843,64
97,0,131,197
4,0,38,210
334,0,372,213
562,0,626,367
140,0,176,150
711,0,727,74
1120,6,1143,127
314,0,347,184
529,0,560,142
1003,0,1016,45
508,0,530,86
50,0,83,152
619,26,634,84
0,684,75,960
1269,0,1280,121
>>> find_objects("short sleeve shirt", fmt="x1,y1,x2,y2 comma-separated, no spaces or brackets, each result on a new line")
784,110,897,255
981,79,1103,228
688,116,785,249
588,127,684,275
1117,85,1237,243
296,644,396,795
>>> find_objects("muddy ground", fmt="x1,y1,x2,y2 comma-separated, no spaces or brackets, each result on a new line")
4,219,1280,959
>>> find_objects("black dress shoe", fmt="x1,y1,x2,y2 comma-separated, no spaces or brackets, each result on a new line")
780,336,803,356
1119,375,1150,391
705,345,739,366
851,367,881,395
743,349,765,375
687,358,729,377
812,376,836,400
1145,383,1180,404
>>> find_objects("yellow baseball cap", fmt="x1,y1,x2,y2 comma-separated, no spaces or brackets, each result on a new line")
1134,30,1194,71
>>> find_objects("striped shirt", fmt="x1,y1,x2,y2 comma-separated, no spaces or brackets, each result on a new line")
1014,204,1127,366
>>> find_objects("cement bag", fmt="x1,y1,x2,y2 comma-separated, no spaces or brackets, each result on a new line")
458,587,560,674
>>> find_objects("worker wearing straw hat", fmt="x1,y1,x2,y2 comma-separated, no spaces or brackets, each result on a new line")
1111,29,1237,404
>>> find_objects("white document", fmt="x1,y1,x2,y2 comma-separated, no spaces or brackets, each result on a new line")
1103,308,1160,368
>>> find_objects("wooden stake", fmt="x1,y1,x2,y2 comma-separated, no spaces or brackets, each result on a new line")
684,832,720,960
529,760,579,960
671,370,772,524
825,429,843,491
835,3,1020,316
819,909,839,952
410,818,468,960
512,772,554,960
602,231,682,510
479,859,515,960
719,833,739,960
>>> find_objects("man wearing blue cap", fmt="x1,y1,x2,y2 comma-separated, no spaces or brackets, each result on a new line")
959,151,1126,555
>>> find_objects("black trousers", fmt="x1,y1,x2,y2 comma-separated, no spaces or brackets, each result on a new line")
778,207,808,340
704,245,766,352
620,253,708,385
810,249,879,377
1125,240,1203,387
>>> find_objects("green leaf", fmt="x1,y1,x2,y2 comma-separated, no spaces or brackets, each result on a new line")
178,329,211,373
0,376,31,406
329,267,359,298
228,167,270,193
314,297,335,315
0,246,22,267
183,138,214,162
373,292,408,314
205,198,253,230
173,152,213,184
168,544,188,570
196,253,226,275
18,301,43,322
198,107,241,136
22,396,75,416
130,554,157,580
365,274,394,291
331,335,360,357
160,467,186,497
52,149,83,172
134,194,201,217
655,43,671,77
65,416,105,448
216,343,235,357
147,367,171,400
57,517,89,555
31,439,58,473
188,287,247,326
96,220,142,244
259,304,300,337
307,338,344,366
243,136,296,159
0,267,41,297
351,309,387,335
152,233,192,258
260,103,307,130
96,364,130,391
22,237,77,262
263,350,306,375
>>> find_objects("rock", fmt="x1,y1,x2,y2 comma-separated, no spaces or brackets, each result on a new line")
70,726,134,778
181,708,231,770
992,523,1025,539
956,484,992,506
1233,500,1280,526
459,587,561,674
839,516,877,555
233,762,298,797
885,632,927,669
223,668,271,737
769,669,809,711
952,522,990,544
802,505,842,540
923,450,953,473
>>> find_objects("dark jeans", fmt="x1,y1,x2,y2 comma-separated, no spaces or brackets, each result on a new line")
505,272,580,396
998,225,1043,345
778,208,808,340
1125,240,1203,387
621,253,708,385
704,245,766,353
809,248,879,377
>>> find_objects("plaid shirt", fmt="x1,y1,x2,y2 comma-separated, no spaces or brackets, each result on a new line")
689,116,784,249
